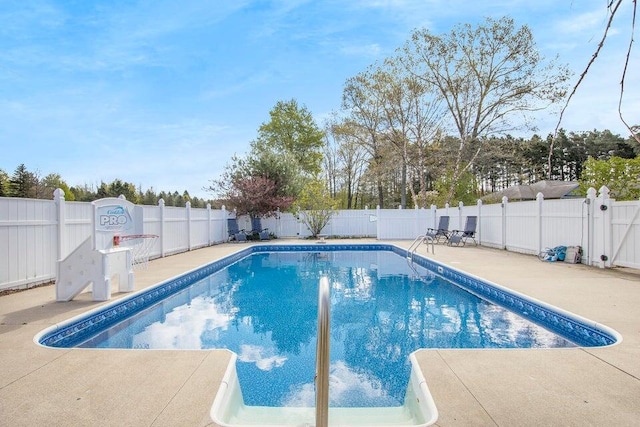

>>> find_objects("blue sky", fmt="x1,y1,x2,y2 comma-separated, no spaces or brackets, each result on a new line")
1,0,638,199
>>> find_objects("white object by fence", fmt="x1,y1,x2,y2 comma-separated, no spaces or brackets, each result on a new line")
1,186,639,291
55,197,142,301
55,237,133,301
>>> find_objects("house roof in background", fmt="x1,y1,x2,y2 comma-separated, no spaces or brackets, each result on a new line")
483,180,581,201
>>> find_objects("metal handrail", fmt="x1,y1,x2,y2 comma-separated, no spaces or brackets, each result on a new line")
315,276,330,427
407,234,435,257
406,235,434,280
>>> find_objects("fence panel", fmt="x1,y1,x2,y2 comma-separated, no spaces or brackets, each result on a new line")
479,203,503,248
505,200,538,254
63,201,93,258
541,199,587,251
0,197,58,290
163,206,189,255
459,205,479,229
320,210,376,237
278,213,302,238
210,209,227,244
190,207,210,249
377,209,431,240
447,207,464,232
141,205,162,259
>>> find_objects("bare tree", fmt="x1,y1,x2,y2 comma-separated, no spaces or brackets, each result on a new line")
330,120,369,209
402,16,571,202
342,72,388,207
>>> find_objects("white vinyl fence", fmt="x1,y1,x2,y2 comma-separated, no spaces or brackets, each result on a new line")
1,186,639,291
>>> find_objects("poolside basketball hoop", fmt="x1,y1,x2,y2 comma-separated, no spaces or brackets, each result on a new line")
118,234,159,270
56,196,147,302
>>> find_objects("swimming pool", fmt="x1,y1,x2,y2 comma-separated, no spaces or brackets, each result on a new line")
37,244,620,425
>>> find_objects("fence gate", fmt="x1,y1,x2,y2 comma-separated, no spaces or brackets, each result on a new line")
610,200,640,269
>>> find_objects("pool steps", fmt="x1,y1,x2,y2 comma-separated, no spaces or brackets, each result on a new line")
210,353,438,426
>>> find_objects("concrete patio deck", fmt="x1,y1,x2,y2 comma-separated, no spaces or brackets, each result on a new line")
1,240,638,426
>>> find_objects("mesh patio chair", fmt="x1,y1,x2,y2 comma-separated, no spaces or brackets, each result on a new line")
425,215,450,244
251,217,270,240
448,216,477,246
227,218,247,242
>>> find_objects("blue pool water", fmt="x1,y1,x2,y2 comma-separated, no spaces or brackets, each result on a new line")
75,250,578,408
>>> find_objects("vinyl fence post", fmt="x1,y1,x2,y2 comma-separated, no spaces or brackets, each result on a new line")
598,186,612,268
430,204,437,230
536,192,544,256
54,188,65,261
585,188,597,266
458,201,464,230
501,196,508,250
376,205,380,239
221,205,227,242
206,203,212,246
159,199,166,258
476,199,482,246
186,201,192,251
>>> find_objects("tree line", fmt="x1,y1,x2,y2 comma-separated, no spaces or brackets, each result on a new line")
0,164,214,208
324,127,639,209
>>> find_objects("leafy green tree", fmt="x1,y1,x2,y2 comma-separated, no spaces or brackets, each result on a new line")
158,191,172,206
430,170,479,207
173,191,186,207
141,188,158,205
9,164,38,198
190,197,206,208
40,173,74,200
69,184,97,202
579,156,640,200
402,16,571,203
293,179,337,237
580,129,637,160
473,136,530,194
97,179,140,203
209,146,304,216
246,150,304,199
631,126,640,155
253,99,325,176
0,169,9,197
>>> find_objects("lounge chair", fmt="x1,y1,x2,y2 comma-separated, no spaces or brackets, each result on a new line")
251,217,270,241
227,218,247,242
425,216,450,243
448,216,477,246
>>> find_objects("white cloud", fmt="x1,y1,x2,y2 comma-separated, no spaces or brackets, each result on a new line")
280,361,396,407
340,43,382,57
238,344,288,371
553,9,610,37
131,295,232,349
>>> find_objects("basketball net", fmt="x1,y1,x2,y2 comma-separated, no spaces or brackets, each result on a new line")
117,234,159,270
